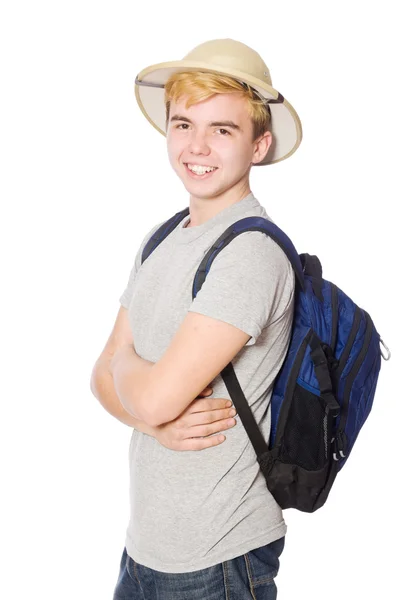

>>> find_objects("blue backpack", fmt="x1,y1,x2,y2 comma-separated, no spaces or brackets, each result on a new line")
141,207,391,513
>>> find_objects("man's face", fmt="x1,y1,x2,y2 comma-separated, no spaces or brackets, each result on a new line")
166,93,271,200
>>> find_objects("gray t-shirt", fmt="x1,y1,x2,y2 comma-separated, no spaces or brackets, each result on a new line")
119,192,295,573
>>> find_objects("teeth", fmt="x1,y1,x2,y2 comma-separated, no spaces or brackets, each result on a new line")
187,163,217,174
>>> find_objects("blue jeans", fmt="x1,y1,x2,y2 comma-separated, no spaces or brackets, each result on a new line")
112,536,285,599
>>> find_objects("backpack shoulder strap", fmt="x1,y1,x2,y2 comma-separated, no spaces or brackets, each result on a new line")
192,215,305,297
141,211,306,293
191,216,306,459
141,207,189,264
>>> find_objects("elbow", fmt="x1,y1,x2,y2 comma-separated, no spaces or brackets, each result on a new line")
141,388,190,427
89,367,100,398
145,414,162,428
140,403,162,428
146,412,165,428
134,392,165,428
119,392,154,424
145,402,177,428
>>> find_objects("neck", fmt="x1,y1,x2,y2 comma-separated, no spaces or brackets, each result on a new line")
186,182,252,228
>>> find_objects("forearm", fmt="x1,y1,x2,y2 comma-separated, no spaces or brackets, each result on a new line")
90,357,157,436
110,344,155,422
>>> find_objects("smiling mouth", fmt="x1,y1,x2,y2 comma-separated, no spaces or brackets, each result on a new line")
183,163,219,176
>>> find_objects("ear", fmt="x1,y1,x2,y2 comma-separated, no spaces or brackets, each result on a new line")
251,131,273,165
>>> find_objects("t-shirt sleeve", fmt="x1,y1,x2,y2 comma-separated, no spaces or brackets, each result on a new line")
119,218,168,309
187,231,295,346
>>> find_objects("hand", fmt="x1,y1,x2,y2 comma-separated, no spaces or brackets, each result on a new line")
154,385,237,451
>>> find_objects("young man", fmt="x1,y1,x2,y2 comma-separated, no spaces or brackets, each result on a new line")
93,38,302,599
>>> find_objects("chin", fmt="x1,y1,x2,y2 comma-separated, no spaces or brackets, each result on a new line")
184,184,223,199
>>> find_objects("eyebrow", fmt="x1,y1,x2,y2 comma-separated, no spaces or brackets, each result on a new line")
170,114,242,131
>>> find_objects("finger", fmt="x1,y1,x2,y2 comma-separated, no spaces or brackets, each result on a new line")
195,387,212,399
178,433,227,451
187,407,236,427
193,397,233,412
201,388,213,396
185,418,236,439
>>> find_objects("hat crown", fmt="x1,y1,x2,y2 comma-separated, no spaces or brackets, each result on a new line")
183,38,273,86
134,38,302,165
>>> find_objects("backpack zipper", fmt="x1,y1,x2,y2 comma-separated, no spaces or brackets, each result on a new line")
333,310,374,458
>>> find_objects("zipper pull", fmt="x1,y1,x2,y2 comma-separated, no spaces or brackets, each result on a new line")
336,430,347,458
331,430,347,460
331,436,339,461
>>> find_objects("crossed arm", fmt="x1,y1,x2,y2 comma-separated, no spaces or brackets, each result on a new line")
110,310,251,427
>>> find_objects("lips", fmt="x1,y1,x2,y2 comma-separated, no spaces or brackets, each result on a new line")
183,163,218,179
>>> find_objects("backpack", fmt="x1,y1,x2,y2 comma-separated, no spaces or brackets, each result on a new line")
141,207,391,513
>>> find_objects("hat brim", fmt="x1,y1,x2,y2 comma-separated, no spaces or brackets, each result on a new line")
134,60,302,166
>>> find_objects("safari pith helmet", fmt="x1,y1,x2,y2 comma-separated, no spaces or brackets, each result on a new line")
134,38,302,166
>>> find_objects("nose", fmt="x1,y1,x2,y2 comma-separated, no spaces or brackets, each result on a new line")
187,129,211,156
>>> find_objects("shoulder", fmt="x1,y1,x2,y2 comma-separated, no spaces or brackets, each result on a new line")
213,227,294,277
135,217,170,265
209,227,295,313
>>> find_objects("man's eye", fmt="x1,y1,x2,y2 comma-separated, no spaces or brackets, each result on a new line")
175,124,230,135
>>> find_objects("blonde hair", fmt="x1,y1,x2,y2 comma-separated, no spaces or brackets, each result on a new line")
164,71,271,142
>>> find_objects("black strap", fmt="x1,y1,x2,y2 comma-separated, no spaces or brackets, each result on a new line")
301,253,323,302
141,208,189,264
220,362,270,456
309,334,340,415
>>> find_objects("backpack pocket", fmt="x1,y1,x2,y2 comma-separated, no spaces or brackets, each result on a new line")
262,380,337,512
279,381,334,471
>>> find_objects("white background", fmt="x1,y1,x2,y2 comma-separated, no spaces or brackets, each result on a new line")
1,1,396,598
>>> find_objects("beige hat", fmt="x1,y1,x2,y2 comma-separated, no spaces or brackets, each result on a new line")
134,38,302,166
